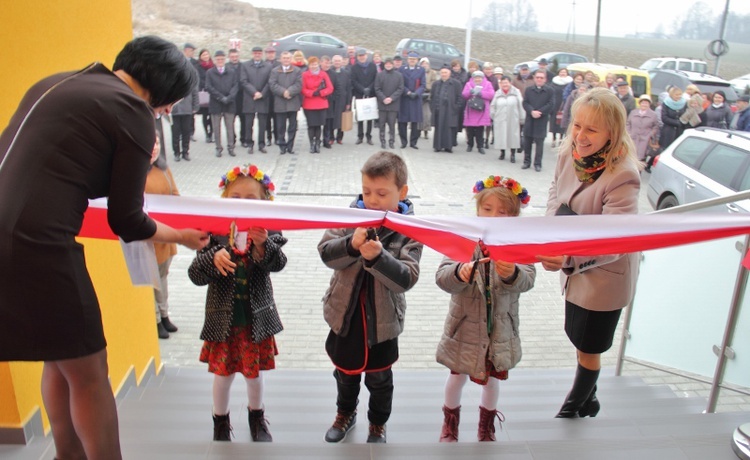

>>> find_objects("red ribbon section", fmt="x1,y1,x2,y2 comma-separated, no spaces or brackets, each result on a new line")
81,195,750,264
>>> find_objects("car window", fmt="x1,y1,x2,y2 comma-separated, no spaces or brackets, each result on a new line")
695,62,708,73
697,83,738,101
410,40,426,51
738,163,750,192
677,61,692,71
697,144,747,190
297,34,318,44
631,76,648,97
396,39,408,50
318,35,341,46
428,42,444,54
673,137,713,167
444,45,461,57
662,61,676,70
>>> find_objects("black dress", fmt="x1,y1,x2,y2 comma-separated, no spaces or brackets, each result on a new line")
0,64,157,361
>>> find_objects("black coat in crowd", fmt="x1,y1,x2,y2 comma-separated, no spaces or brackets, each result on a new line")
522,84,554,139
206,66,239,114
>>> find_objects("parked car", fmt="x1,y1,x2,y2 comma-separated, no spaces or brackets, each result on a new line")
512,52,588,75
566,62,651,98
395,38,483,69
730,73,750,97
269,32,347,58
640,57,709,74
649,69,739,105
647,127,750,212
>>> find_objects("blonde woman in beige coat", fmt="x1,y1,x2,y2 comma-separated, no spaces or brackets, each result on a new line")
538,88,641,419
436,178,536,442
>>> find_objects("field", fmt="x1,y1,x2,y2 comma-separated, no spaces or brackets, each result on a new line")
132,0,749,79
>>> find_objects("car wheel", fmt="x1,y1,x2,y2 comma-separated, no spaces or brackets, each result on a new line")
657,195,679,210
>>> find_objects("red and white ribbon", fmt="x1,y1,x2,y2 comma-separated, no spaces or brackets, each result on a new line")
81,195,750,265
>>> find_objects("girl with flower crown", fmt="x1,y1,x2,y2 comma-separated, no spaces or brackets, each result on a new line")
435,176,536,443
187,164,286,443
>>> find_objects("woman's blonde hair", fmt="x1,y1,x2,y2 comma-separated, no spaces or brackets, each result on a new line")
560,87,637,171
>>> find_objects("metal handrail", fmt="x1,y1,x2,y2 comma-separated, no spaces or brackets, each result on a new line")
616,187,750,413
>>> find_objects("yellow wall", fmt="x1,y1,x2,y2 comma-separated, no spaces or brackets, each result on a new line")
0,0,162,436
0,1,135,128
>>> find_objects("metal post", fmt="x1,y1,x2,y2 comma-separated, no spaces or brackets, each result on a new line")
593,0,601,63
714,0,730,76
706,233,749,413
464,0,473,70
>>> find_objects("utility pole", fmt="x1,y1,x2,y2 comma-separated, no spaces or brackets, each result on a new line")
465,0,473,69
566,0,576,43
593,0,601,62
713,0,731,76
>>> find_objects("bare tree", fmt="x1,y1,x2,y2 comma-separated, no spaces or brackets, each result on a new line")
673,1,718,40
473,0,538,33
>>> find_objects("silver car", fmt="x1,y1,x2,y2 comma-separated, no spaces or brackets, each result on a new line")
647,127,750,213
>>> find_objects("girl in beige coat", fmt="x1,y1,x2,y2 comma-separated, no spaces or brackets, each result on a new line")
436,177,536,442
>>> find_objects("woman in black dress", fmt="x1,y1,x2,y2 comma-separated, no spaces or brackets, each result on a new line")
0,36,207,459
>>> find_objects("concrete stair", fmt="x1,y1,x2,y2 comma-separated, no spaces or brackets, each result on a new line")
4,367,748,459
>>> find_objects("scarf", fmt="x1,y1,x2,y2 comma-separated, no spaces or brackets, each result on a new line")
712,103,724,109
663,97,686,111
200,59,214,70
572,141,610,183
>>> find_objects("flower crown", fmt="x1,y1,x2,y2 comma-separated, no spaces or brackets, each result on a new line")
219,164,276,200
472,175,531,207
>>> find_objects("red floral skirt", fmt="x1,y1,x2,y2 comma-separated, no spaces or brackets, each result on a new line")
199,326,278,378
451,354,509,385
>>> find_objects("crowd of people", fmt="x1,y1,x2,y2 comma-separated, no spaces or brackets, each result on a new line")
4,34,750,458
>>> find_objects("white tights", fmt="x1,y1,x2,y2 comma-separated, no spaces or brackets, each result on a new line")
443,373,500,411
212,372,265,415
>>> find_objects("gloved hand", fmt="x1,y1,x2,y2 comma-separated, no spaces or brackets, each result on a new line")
409,92,418,99
220,96,229,104
470,87,481,96
313,90,321,97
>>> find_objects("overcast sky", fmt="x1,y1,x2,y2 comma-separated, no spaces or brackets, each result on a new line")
244,0,749,38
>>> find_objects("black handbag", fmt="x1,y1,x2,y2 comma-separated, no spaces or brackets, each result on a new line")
468,96,485,111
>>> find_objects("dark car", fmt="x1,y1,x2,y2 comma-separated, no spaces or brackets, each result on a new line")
513,52,588,75
649,69,739,104
395,38,483,69
269,32,347,58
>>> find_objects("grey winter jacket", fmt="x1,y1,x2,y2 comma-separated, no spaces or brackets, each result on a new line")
435,251,536,380
269,65,302,113
318,199,422,346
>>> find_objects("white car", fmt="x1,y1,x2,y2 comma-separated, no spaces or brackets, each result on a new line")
640,57,709,74
729,73,750,97
647,127,750,213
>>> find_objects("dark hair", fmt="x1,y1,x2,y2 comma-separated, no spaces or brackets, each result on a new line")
500,75,512,82
113,36,198,108
361,151,408,189
228,48,239,54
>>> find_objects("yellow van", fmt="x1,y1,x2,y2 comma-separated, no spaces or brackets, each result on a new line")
566,63,651,99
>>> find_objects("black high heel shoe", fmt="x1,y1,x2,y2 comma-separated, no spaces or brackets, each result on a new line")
578,386,600,417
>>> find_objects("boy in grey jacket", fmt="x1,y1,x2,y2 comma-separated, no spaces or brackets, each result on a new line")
318,151,423,444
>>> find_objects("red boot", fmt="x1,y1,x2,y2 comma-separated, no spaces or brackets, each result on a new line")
477,406,505,442
439,405,461,442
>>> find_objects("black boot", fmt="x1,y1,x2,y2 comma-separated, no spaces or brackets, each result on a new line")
213,413,232,441
499,150,505,161
315,139,321,153
555,364,600,418
248,408,273,442
578,385,600,417
510,149,516,163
